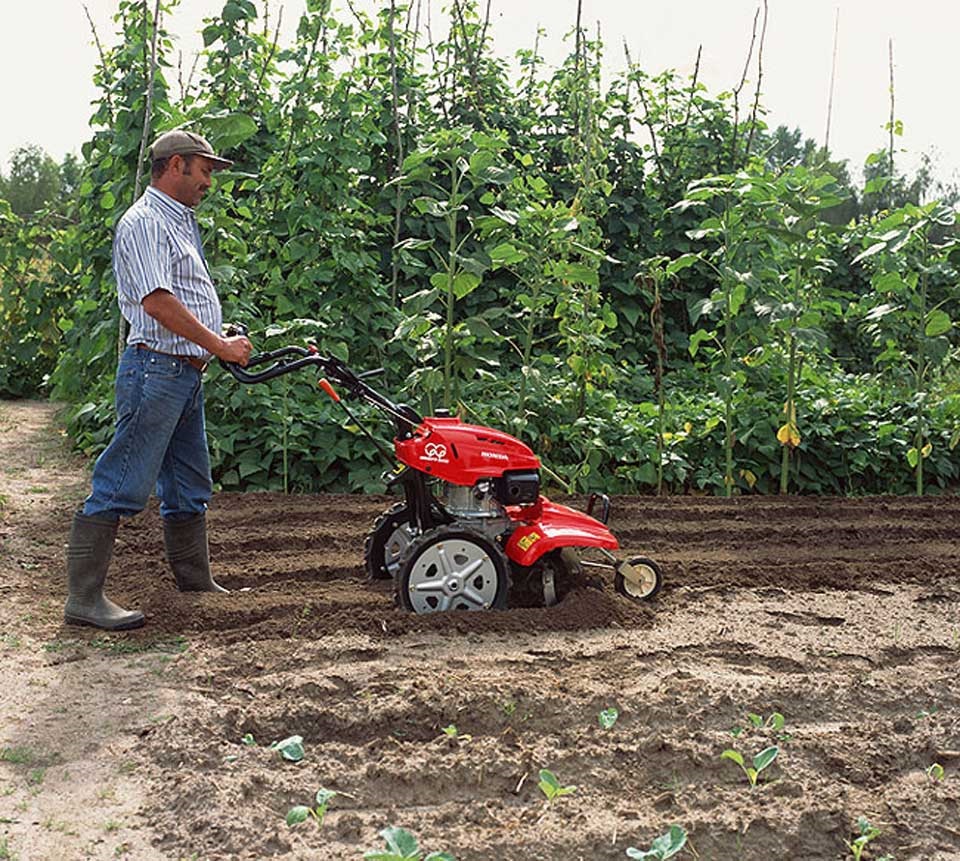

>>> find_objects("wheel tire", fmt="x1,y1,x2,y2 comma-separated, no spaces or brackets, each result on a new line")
397,526,509,614
614,555,663,601
363,502,416,581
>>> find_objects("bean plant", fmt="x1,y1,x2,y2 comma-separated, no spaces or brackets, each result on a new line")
626,825,688,860
363,826,454,861
286,787,336,827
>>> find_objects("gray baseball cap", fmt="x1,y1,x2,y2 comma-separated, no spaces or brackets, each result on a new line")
149,130,234,169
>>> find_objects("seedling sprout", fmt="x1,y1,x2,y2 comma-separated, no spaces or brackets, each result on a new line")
625,824,688,859
721,746,779,788
538,768,577,802
286,788,337,828
363,826,455,861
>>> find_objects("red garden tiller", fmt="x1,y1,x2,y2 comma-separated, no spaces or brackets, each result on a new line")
222,333,662,615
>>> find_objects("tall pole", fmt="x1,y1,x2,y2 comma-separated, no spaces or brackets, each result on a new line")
824,8,839,152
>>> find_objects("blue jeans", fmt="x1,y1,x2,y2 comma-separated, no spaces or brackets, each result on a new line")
83,346,212,521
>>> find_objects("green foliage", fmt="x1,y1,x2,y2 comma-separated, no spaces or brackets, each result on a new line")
846,817,882,861
721,745,779,788
271,735,305,762
598,707,620,730
286,787,336,827
537,768,577,801
0,144,63,216
0,0,955,500
363,826,455,861
626,825,688,860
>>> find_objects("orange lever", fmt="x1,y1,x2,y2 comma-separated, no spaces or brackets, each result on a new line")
319,379,340,402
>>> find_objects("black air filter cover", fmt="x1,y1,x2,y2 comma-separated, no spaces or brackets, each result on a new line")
494,470,540,505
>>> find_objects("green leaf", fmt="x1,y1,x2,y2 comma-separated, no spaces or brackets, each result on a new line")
730,282,747,316
651,824,688,859
489,242,526,266
200,112,258,151
315,788,337,807
99,190,116,210
665,253,699,277
489,206,519,225
925,309,952,337
753,745,779,773
852,241,887,265
394,237,435,252
688,328,715,357
907,447,919,468
626,825,687,860
272,735,305,762
381,826,419,857
452,271,481,300
286,806,310,826
721,749,745,767
463,316,497,340
598,707,619,730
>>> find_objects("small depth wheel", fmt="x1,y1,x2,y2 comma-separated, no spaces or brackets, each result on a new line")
614,555,663,601
364,503,416,581
397,526,509,614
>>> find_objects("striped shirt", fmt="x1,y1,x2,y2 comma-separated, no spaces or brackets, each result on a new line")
113,186,222,360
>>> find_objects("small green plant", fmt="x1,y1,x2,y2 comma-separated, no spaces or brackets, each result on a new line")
286,787,337,827
730,712,790,742
27,767,45,786
363,826,455,861
626,824,688,859
538,768,577,801
846,817,881,860
599,707,620,730
271,735,304,762
926,763,945,781
0,837,17,860
0,747,36,765
437,724,472,745
721,746,779,787
240,733,257,746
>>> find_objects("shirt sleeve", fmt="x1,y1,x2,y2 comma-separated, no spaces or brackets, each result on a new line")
114,215,173,304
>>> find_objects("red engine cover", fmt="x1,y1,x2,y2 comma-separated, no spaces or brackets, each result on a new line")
394,416,540,484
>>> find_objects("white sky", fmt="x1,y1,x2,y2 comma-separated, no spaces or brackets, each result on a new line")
3,0,958,186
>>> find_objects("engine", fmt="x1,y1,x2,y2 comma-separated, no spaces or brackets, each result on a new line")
440,470,540,542
441,481,511,541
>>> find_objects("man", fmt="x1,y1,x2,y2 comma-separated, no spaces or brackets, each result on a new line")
63,129,253,631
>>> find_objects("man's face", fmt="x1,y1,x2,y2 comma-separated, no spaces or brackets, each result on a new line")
170,155,216,207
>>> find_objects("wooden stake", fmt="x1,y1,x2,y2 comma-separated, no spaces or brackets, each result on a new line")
824,7,840,152
123,0,162,359
888,37,895,208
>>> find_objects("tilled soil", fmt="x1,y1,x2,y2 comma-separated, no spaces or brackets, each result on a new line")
1,401,959,861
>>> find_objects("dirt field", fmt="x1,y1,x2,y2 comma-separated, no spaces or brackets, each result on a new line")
1,400,959,861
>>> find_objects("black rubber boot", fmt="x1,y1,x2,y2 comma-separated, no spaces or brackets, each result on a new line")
64,512,145,630
163,513,228,593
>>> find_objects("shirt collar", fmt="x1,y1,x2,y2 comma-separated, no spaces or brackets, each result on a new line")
145,186,193,222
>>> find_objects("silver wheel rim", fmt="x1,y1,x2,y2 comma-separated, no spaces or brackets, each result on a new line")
384,522,415,578
406,538,500,613
619,561,659,598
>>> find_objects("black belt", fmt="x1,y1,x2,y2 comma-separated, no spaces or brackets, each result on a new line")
135,343,209,374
